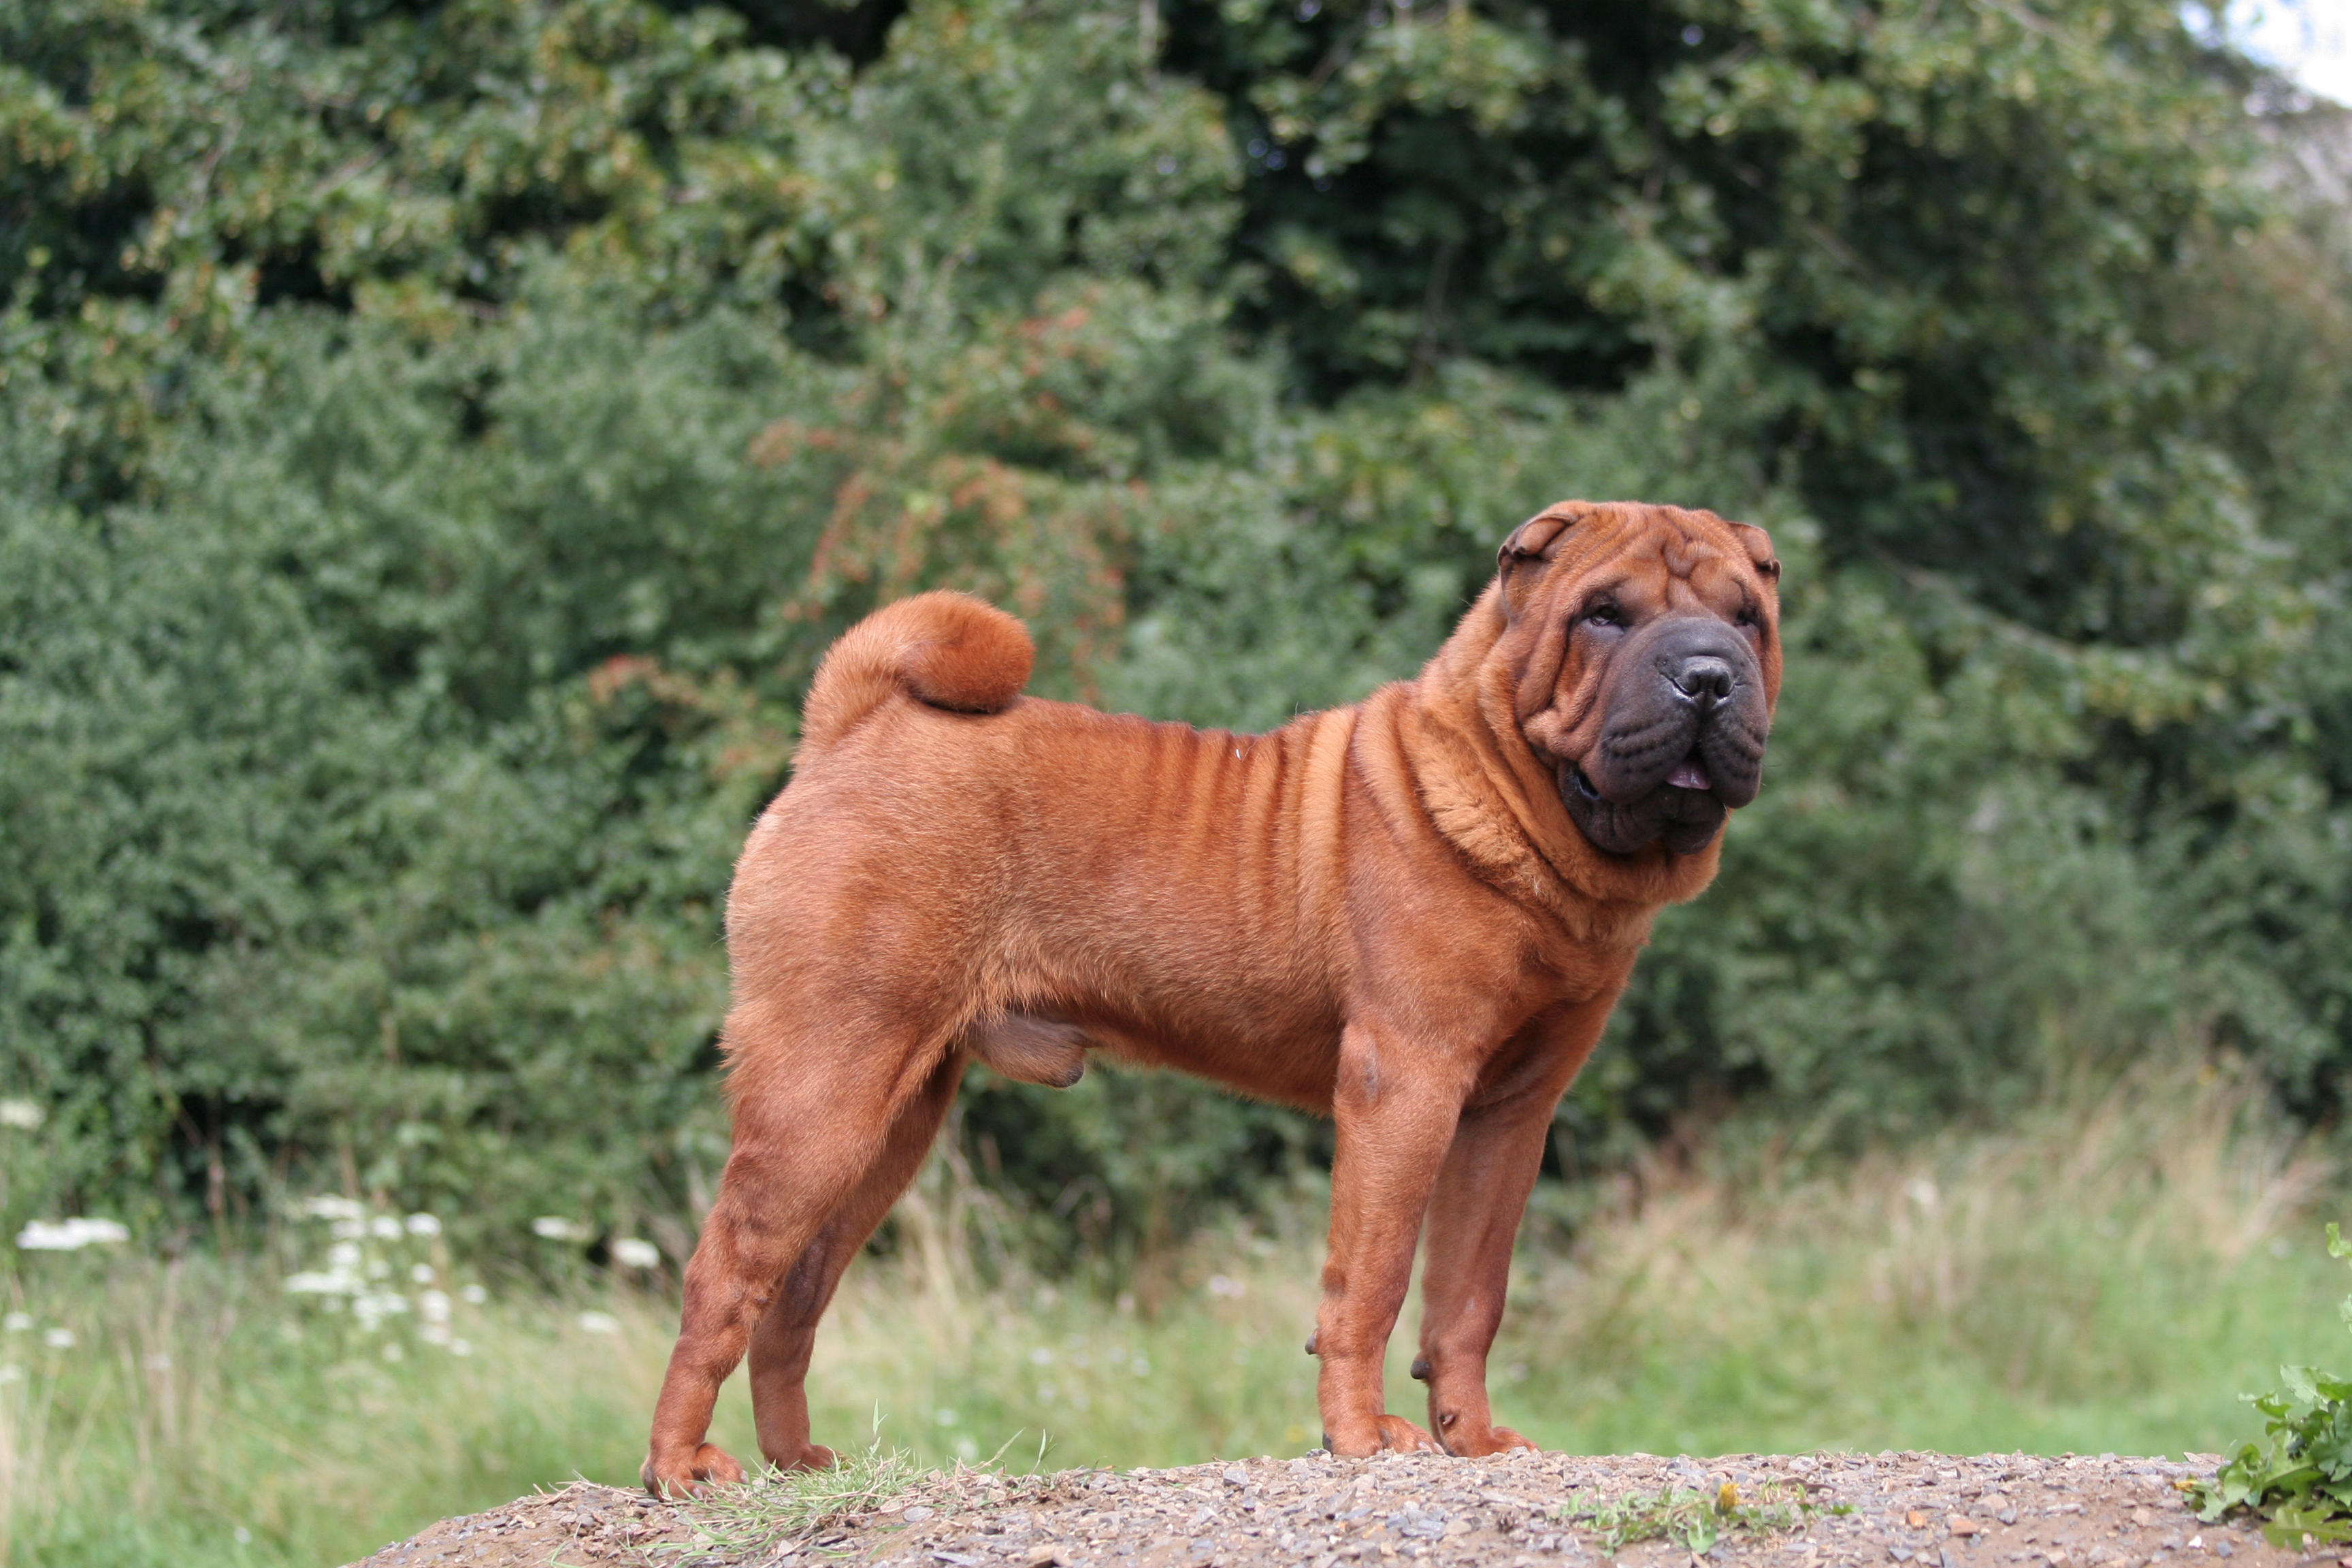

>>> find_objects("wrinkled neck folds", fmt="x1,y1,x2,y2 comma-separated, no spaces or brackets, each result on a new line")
1388,603,1685,949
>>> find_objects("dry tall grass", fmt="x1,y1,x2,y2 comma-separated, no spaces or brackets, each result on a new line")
0,1059,2338,1568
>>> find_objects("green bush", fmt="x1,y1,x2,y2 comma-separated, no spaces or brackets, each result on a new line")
3,0,2349,1255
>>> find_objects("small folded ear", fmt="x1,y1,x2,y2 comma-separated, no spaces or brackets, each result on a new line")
1729,520,1781,584
1497,502,1590,571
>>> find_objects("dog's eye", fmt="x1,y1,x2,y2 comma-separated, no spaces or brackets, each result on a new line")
1584,603,1622,627
1735,605,1762,631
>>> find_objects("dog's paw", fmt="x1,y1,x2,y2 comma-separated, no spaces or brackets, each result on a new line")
641,1441,747,1498
1374,1414,1440,1454
1439,1422,1538,1458
774,1443,837,1473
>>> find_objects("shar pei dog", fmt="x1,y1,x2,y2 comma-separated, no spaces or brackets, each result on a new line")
643,500,1782,1494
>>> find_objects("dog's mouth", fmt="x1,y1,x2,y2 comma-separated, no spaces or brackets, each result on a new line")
1561,759,1726,857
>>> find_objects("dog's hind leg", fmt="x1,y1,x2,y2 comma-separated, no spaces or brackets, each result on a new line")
747,1050,964,1472
642,1011,950,1497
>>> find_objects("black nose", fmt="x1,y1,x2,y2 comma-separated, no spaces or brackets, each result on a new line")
1671,654,1735,707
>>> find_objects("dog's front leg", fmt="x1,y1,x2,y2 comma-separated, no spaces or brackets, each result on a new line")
1414,986,1622,1455
1411,1093,1557,1457
1313,1022,1473,1456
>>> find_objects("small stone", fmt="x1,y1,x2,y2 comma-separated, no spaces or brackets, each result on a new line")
2210,1546,2231,1561
1950,1518,1982,1537
904,1507,934,1523
1024,1546,1068,1567
1224,1467,1248,1487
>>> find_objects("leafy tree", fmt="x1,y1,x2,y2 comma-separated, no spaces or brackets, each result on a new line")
3,0,2349,1257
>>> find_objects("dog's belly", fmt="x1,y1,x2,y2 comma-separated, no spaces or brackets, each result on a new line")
1021,972,1348,1112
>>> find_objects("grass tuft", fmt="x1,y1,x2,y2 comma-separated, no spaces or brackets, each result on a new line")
689,1441,949,1556
1561,1480,1828,1554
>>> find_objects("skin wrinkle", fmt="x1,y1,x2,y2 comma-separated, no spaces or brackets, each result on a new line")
642,504,1782,1494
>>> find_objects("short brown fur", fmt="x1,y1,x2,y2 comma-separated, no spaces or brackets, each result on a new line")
643,500,1783,1493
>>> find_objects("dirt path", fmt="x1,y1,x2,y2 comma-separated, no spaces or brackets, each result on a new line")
344,1450,2324,1568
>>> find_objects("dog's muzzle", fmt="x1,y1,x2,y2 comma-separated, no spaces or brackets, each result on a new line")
1558,619,1770,856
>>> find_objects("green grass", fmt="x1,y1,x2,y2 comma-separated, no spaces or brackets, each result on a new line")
2,1062,2342,1568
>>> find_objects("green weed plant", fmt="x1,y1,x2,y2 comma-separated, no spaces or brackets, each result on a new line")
2191,1224,2352,1546
1561,1480,1829,1555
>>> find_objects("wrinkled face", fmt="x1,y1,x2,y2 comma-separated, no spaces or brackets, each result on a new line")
1497,501,1782,858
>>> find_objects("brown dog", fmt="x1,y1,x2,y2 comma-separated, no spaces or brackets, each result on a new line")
642,500,1781,1494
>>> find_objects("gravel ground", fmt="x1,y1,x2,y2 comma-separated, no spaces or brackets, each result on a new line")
344,1449,2323,1568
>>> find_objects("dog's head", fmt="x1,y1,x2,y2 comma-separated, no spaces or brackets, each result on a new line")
1494,500,1782,858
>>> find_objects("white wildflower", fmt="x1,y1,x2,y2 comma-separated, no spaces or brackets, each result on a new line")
368,1215,403,1241
284,1271,360,1296
3,1312,29,1332
410,1262,436,1284
0,1365,21,1384
459,1284,487,1305
301,1196,365,1222
420,1323,451,1346
353,1292,409,1331
449,1338,472,1356
418,1290,452,1325
404,1213,441,1237
610,1237,662,1269
327,1241,362,1272
532,1217,585,1241
330,1218,366,1240
16,1218,129,1251
576,1311,621,1335
0,1099,42,1130
43,1328,74,1350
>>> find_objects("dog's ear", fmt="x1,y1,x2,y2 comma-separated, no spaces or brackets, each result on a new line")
1729,519,1781,585
1497,503,1588,573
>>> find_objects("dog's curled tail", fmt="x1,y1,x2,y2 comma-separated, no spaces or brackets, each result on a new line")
798,591,1034,754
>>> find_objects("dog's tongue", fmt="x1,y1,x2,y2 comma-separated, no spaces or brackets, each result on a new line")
1668,760,1712,792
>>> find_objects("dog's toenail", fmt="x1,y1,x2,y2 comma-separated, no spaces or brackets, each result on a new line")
1438,1411,1457,1427
1409,1356,1431,1381
1304,1331,1319,1356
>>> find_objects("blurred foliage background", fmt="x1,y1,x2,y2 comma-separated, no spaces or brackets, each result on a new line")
4,0,2352,1267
